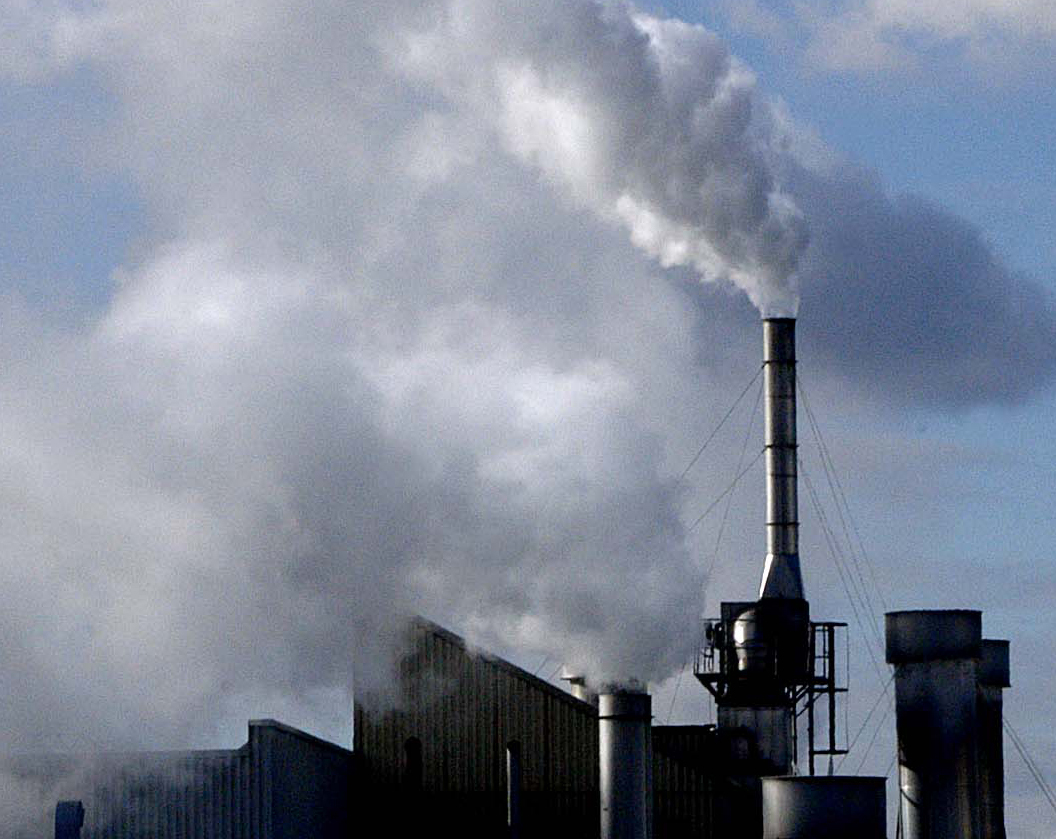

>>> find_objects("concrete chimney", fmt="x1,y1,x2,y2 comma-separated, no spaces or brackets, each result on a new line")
760,318,803,600
599,690,652,839
886,610,983,839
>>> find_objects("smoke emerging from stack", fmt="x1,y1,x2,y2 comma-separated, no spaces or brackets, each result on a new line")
398,0,809,316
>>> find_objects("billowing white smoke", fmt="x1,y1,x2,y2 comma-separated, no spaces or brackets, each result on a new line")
397,1,808,316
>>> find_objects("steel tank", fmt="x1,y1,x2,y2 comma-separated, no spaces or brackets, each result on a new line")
762,776,886,838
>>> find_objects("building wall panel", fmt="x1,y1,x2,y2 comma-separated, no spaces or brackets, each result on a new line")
355,618,599,838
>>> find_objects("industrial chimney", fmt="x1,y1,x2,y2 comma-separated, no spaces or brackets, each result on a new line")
886,609,983,839
599,689,653,839
760,317,803,600
697,318,811,781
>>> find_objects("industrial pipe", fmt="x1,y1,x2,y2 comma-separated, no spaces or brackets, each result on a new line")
560,668,599,707
599,690,652,839
886,609,983,839
760,318,803,600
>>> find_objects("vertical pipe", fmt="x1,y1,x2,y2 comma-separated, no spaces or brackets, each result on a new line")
560,669,600,708
827,624,837,773
978,640,1010,839
599,690,652,839
507,741,523,839
886,610,983,839
760,318,803,600
807,676,815,776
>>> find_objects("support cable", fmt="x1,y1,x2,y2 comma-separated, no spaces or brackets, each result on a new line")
836,674,894,773
801,461,888,684
666,659,688,725
799,377,889,626
799,456,883,664
696,376,764,702
703,377,764,587
676,366,762,484
687,449,764,535
1005,716,1056,819
853,697,894,776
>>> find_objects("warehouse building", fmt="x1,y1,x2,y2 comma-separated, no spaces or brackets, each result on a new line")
7,719,354,839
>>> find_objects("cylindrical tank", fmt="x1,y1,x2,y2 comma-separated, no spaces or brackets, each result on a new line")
762,776,886,838
716,705,793,775
760,317,803,600
599,690,652,839
731,599,811,683
978,639,1010,839
886,610,983,839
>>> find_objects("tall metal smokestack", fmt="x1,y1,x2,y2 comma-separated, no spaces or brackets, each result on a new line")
760,318,803,600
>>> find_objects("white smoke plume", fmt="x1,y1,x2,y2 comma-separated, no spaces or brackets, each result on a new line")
396,1,809,315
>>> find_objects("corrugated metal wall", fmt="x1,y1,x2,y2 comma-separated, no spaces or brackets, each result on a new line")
354,618,599,839
7,720,355,839
653,726,715,838
80,749,250,839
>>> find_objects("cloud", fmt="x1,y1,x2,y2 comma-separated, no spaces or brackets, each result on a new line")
724,0,1056,72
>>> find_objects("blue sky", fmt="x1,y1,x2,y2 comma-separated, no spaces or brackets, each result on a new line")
1,0,1054,835
0,70,132,314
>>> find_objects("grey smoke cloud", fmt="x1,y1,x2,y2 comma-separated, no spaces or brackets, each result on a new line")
0,0,1052,770
793,164,1056,407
